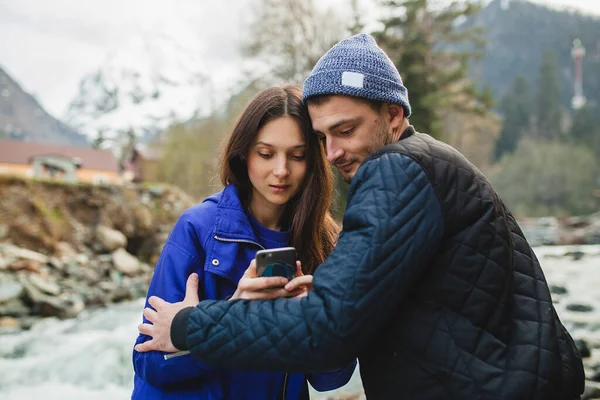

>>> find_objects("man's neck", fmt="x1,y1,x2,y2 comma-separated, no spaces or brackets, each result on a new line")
391,119,410,143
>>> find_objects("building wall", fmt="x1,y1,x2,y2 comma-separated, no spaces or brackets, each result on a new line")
140,159,160,182
0,162,120,184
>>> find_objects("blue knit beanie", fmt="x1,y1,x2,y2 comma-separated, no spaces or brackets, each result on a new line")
302,33,411,117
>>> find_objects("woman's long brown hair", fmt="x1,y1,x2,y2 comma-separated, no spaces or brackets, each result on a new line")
220,84,338,273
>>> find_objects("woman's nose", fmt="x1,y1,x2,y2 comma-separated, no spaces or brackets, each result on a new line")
273,158,290,178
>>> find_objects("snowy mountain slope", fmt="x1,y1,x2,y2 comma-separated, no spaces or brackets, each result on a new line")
64,31,221,141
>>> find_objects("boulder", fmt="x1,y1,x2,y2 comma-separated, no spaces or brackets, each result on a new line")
0,298,31,317
575,339,592,358
27,273,61,296
0,243,49,264
583,380,600,400
37,294,85,319
112,248,141,276
95,225,127,252
55,241,78,260
9,259,41,273
0,282,24,303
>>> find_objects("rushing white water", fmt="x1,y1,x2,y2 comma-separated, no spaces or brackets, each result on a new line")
1,245,598,400
0,297,363,399
0,299,143,400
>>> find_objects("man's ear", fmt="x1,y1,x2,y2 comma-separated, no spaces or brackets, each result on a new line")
386,104,405,129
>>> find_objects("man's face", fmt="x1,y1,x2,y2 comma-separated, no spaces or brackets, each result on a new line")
308,96,390,183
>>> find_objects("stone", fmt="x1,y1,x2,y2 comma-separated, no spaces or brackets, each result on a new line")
27,274,61,296
98,281,116,292
55,241,77,260
148,185,165,197
0,255,8,270
9,259,41,273
80,267,102,285
0,243,48,264
134,206,154,234
19,316,39,330
566,304,594,313
75,253,89,265
112,248,141,276
583,380,600,400
0,282,24,303
0,316,19,328
0,224,8,240
0,316,20,334
111,286,132,303
575,339,592,358
549,285,568,295
95,225,128,252
0,298,31,317
82,287,109,307
47,257,64,271
37,294,85,319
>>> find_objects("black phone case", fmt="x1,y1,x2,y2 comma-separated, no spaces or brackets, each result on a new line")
256,248,296,280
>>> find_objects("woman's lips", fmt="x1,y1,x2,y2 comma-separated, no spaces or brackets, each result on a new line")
270,184,290,193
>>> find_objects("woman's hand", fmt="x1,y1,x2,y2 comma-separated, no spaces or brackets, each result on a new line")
230,259,296,300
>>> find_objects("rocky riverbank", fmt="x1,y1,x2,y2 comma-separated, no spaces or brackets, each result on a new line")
519,213,600,246
0,175,194,331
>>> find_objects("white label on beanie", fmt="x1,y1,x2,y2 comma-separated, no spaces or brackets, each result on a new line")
341,71,364,88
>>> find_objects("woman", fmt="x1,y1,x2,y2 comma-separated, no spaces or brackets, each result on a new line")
132,85,356,399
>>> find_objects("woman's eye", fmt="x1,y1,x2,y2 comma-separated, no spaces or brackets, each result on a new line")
291,154,306,161
258,152,273,159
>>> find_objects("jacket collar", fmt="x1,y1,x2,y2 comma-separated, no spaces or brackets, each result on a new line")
399,125,416,141
212,184,260,244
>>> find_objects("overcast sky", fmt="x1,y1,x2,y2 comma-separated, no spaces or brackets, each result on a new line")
0,0,598,119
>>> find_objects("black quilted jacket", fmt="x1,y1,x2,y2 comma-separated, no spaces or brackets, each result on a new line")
173,127,585,399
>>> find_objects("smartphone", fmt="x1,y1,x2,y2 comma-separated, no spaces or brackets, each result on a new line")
255,247,296,280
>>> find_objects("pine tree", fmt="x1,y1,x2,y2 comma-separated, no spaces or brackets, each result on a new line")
374,0,493,138
535,51,562,140
569,105,600,157
494,75,532,160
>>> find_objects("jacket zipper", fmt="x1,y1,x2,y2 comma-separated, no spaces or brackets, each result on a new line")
281,373,289,400
215,234,285,398
213,235,265,250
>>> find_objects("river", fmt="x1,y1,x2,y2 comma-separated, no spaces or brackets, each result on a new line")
1,245,598,399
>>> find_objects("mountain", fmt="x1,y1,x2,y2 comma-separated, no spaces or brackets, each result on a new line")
469,0,600,110
65,32,218,143
0,66,88,147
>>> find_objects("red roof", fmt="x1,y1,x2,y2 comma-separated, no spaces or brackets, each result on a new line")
0,139,118,172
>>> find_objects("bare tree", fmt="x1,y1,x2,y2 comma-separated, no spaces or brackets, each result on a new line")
242,0,347,85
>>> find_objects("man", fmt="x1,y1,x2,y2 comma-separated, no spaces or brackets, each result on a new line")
136,34,584,399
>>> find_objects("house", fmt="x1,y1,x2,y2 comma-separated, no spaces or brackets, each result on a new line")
122,144,162,183
0,139,119,184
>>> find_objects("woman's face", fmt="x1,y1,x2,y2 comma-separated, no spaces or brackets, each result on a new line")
247,116,307,210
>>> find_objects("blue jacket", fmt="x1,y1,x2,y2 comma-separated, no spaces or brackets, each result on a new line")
132,184,356,400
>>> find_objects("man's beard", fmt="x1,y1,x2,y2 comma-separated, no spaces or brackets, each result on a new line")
367,116,391,154
340,117,391,184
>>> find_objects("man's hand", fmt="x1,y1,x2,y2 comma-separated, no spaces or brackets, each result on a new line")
134,273,200,353
285,261,313,298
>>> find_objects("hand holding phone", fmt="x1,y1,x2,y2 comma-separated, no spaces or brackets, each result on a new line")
229,247,305,301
